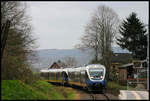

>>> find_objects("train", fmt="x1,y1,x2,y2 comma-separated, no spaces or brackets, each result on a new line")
40,64,106,92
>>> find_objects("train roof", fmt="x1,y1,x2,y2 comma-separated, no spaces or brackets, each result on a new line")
86,64,105,68
40,64,105,73
40,68,64,72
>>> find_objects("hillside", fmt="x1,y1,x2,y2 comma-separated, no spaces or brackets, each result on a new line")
29,47,130,70
1,80,75,100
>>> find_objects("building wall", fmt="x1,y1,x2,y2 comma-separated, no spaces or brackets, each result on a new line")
119,68,127,85
110,63,120,79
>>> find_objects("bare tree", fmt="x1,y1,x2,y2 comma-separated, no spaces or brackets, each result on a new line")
64,56,77,67
75,5,119,79
75,15,100,61
1,1,37,81
96,5,119,79
1,20,11,59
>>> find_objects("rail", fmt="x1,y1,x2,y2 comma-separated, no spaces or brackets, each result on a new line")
89,91,110,100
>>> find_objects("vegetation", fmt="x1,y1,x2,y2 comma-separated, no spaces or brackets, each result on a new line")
75,5,120,80
64,56,78,67
2,80,75,100
117,12,147,60
106,81,127,95
2,80,48,100
1,1,38,85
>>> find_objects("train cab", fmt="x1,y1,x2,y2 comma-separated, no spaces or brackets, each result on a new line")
85,64,106,91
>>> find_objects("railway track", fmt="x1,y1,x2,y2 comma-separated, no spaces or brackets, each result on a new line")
50,82,115,100
90,92,110,100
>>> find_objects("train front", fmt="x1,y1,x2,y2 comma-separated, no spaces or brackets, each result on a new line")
86,64,106,91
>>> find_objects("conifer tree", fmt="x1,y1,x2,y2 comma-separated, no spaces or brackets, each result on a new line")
117,12,147,60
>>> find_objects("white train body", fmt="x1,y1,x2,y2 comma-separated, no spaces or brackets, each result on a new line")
40,64,106,91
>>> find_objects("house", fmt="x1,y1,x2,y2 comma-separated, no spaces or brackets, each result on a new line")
110,53,132,79
118,63,133,85
118,60,147,86
49,60,66,69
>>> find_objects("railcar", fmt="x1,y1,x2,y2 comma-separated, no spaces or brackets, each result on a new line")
40,64,106,91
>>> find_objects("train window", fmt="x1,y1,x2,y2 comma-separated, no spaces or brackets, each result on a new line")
47,72,49,80
56,72,60,80
50,72,52,79
53,73,55,80
75,72,78,81
58,72,61,80
77,72,80,81
51,72,54,80
89,68,104,80
56,72,58,80
58,72,60,80
49,72,51,80
72,72,75,81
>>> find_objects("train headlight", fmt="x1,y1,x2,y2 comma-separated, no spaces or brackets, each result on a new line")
100,76,103,79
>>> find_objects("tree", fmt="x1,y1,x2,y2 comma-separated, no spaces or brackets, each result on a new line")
75,5,119,79
64,56,77,67
1,1,37,82
75,15,100,62
1,20,11,59
117,12,147,60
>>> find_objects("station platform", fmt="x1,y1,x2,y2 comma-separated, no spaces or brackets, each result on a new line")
119,90,149,100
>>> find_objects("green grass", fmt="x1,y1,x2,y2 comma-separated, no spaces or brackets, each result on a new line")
32,81,75,100
1,80,48,100
1,80,75,100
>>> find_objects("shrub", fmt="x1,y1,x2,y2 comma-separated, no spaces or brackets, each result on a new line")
106,81,127,95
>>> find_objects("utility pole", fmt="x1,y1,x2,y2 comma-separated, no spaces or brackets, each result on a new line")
146,25,149,91
145,24,149,91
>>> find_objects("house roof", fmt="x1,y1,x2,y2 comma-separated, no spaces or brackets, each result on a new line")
49,60,66,69
118,60,147,69
111,53,132,64
118,63,133,69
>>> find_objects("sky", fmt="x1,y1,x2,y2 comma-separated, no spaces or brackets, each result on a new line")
26,1,149,50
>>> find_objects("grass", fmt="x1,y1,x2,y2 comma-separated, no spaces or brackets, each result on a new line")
1,80,48,100
32,81,75,100
1,80,75,100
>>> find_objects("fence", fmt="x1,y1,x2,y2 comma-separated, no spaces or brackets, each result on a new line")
127,78,147,90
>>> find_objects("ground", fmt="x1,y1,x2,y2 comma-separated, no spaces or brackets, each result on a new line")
119,90,149,100
74,89,119,100
52,83,119,100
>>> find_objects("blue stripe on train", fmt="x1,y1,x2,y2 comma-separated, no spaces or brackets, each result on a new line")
86,78,106,87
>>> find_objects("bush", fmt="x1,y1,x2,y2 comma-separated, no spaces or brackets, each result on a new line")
109,72,118,81
106,81,127,95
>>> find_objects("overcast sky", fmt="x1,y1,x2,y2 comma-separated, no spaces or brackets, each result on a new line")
26,1,149,50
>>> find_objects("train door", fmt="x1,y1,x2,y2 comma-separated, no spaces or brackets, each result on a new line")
80,70,86,85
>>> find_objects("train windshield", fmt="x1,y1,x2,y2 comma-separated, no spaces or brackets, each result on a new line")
89,68,104,80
